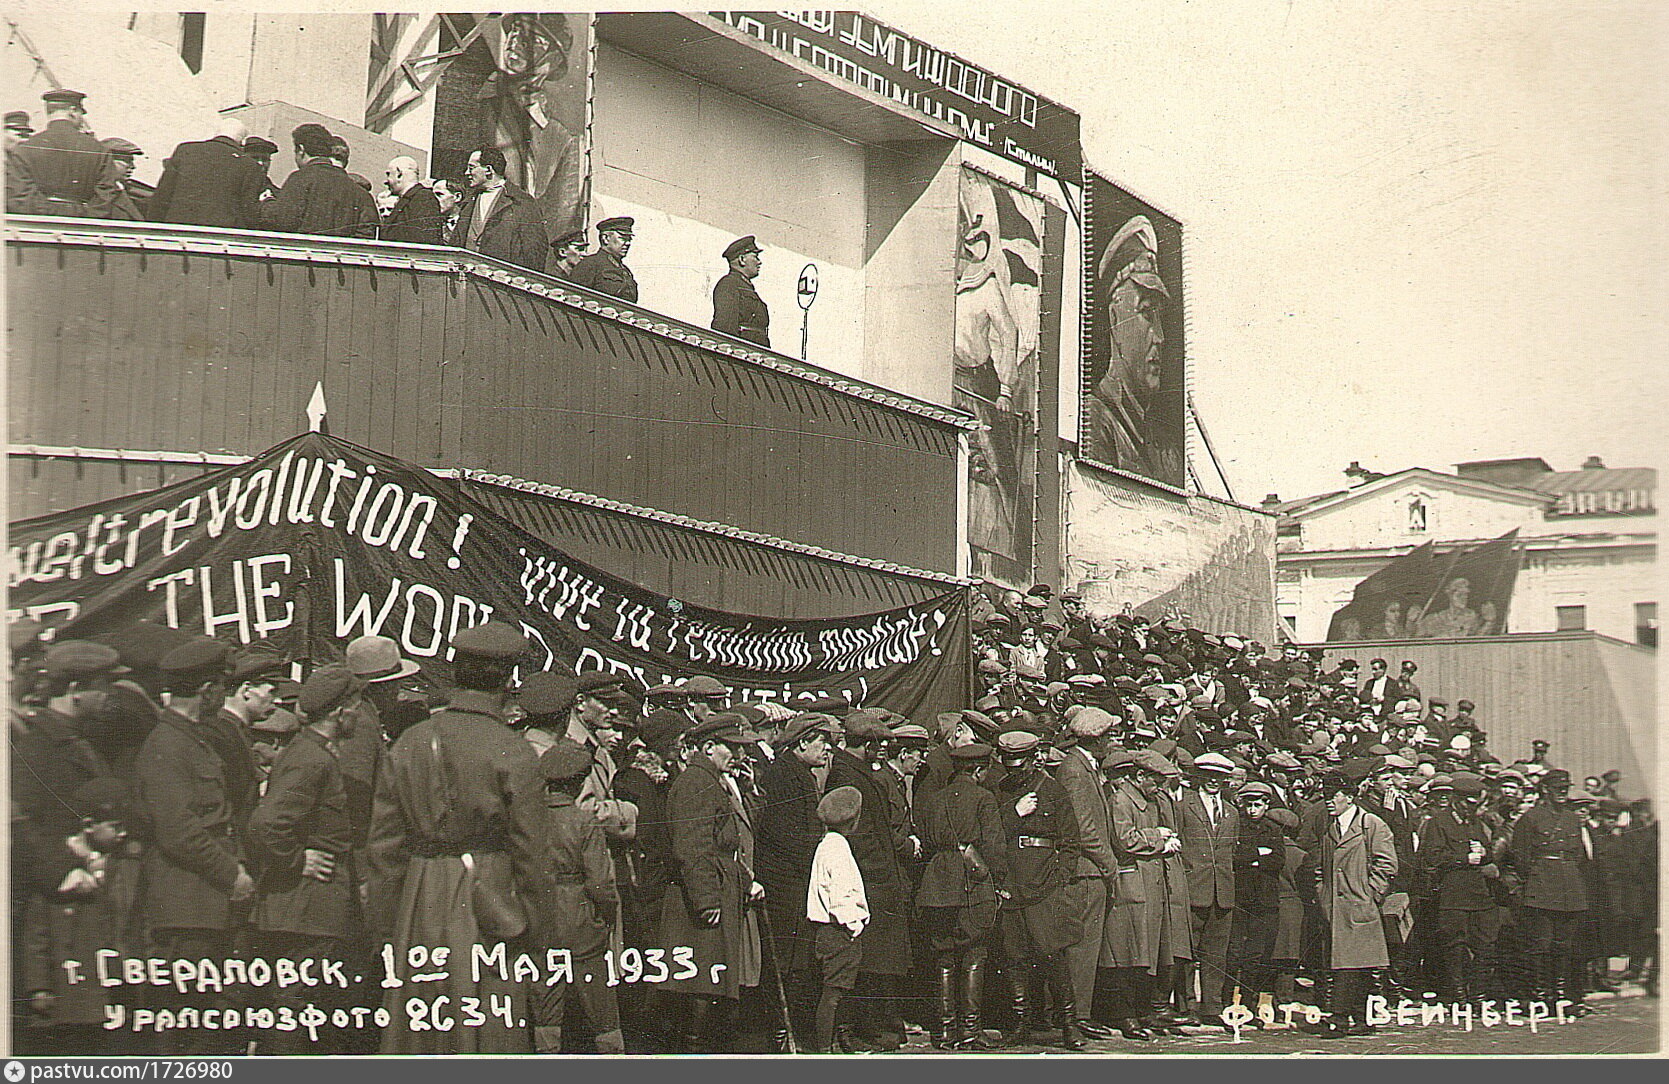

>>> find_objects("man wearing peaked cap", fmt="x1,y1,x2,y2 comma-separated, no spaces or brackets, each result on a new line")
562,673,639,845
450,620,529,659
1054,701,1122,1039
712,235,769,347
570,216,638,302
3,110,33,150
159,636,231,684
42,640,124,679
1412,761,1498,1001
248,657,360,1055
549,227,589,280
8,88,107,215
517,671,579,755
365,612,557,1053
1179,751,1240,1020
1507,762,1591,1006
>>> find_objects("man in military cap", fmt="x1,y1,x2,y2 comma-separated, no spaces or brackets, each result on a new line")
660,714,764,1051
3,110,33,151
6,89,108,216
248,665,359,1054
915,742,1007,1048
11,642,125,904
213,643,288,838
569,216,638,301
1413,771,1501,1001
133,636,252,1053
532,739,625,1054
549,227,589,281
149,118,267,229
988,730,1083,1048
366,621,557,1053
1506,767,1593,1010
567,672,640,843
711,235,770,347
88,136,145,220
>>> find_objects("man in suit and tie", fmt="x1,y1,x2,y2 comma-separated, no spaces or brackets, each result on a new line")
450,145,548,273
1178,752,1239,1020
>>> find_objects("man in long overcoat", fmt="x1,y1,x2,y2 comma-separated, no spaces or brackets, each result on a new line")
1506,769,1593,1006
1306,770,1398,1037
365,622,558,1054
1099,749,1167,1040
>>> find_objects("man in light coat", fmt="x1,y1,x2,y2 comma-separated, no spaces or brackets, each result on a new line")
1306,769,1398,1038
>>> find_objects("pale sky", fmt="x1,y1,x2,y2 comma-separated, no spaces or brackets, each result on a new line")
871,0,1669,503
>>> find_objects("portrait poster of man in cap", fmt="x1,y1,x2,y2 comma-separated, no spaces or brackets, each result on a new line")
1081,172,1186,488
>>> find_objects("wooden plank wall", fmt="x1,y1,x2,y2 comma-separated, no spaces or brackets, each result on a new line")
1313,633,1658,796
9,241,960,573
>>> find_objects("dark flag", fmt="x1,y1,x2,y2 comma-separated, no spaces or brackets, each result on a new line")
1327,529,1524,641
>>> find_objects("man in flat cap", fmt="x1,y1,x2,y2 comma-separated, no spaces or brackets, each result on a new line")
242,135,279,201
711,235,770,347
569,216,638,301
88,136,145,221
1178,751,1240,1021
807,785,869,1052
987,730,1083,1048
566,672,640,843
755,713,838,1047
914,742,1007,1049
3,110,33,151
448,145,547,271
132,636,252,1053
248,665,358,1053
660,714,763,1050
6,89,108,216
1054,707,1120,1039
1227,781,1284,1011
531,739,625,1054
549,227,589,281
1505,768,1592,1010
679,674,731,725
1100,748,1174,1040
366,620,557,1053
149,117,267,230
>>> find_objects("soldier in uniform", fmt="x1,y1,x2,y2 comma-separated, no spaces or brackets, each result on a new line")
6,90,109,216
989,730,1084,1049
4,111,33,151
569,216,639,302
711,235,770,347
248,666,359,1054
133,637,254,1055
915,742,1007,1049
365,621,558,1054
1506,768,1594,1011
1052,707,1120,1040
532,739,624,1054
1413,772,1502,1001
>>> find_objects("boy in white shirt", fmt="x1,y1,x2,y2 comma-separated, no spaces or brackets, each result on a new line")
807,785,868,1053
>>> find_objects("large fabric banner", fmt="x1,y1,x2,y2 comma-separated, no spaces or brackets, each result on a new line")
7,433,968,717
954,169,1043,587
1327,530,1524,641
1081,170,1187,489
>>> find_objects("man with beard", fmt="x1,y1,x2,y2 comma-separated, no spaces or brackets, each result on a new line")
755,713,839,1048
1088,214,1181,483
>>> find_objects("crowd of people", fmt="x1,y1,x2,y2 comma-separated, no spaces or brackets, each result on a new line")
9,577,1657,1057
5,91,775,348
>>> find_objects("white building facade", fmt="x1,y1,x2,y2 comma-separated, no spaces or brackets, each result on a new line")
1275,457,1658,645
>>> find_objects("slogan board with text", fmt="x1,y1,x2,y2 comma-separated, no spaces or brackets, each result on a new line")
7,433,969,716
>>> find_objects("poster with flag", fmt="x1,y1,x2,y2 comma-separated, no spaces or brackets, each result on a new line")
954,168,1044,586
1327,529,1525,641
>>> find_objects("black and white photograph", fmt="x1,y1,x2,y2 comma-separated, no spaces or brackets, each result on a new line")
3,3,1660,1063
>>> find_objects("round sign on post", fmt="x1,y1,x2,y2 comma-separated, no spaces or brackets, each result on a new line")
797,263,819,310
797,263,819,361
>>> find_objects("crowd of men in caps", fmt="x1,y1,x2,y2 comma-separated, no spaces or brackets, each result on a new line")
5,91,773,347
9,572,1657,1057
